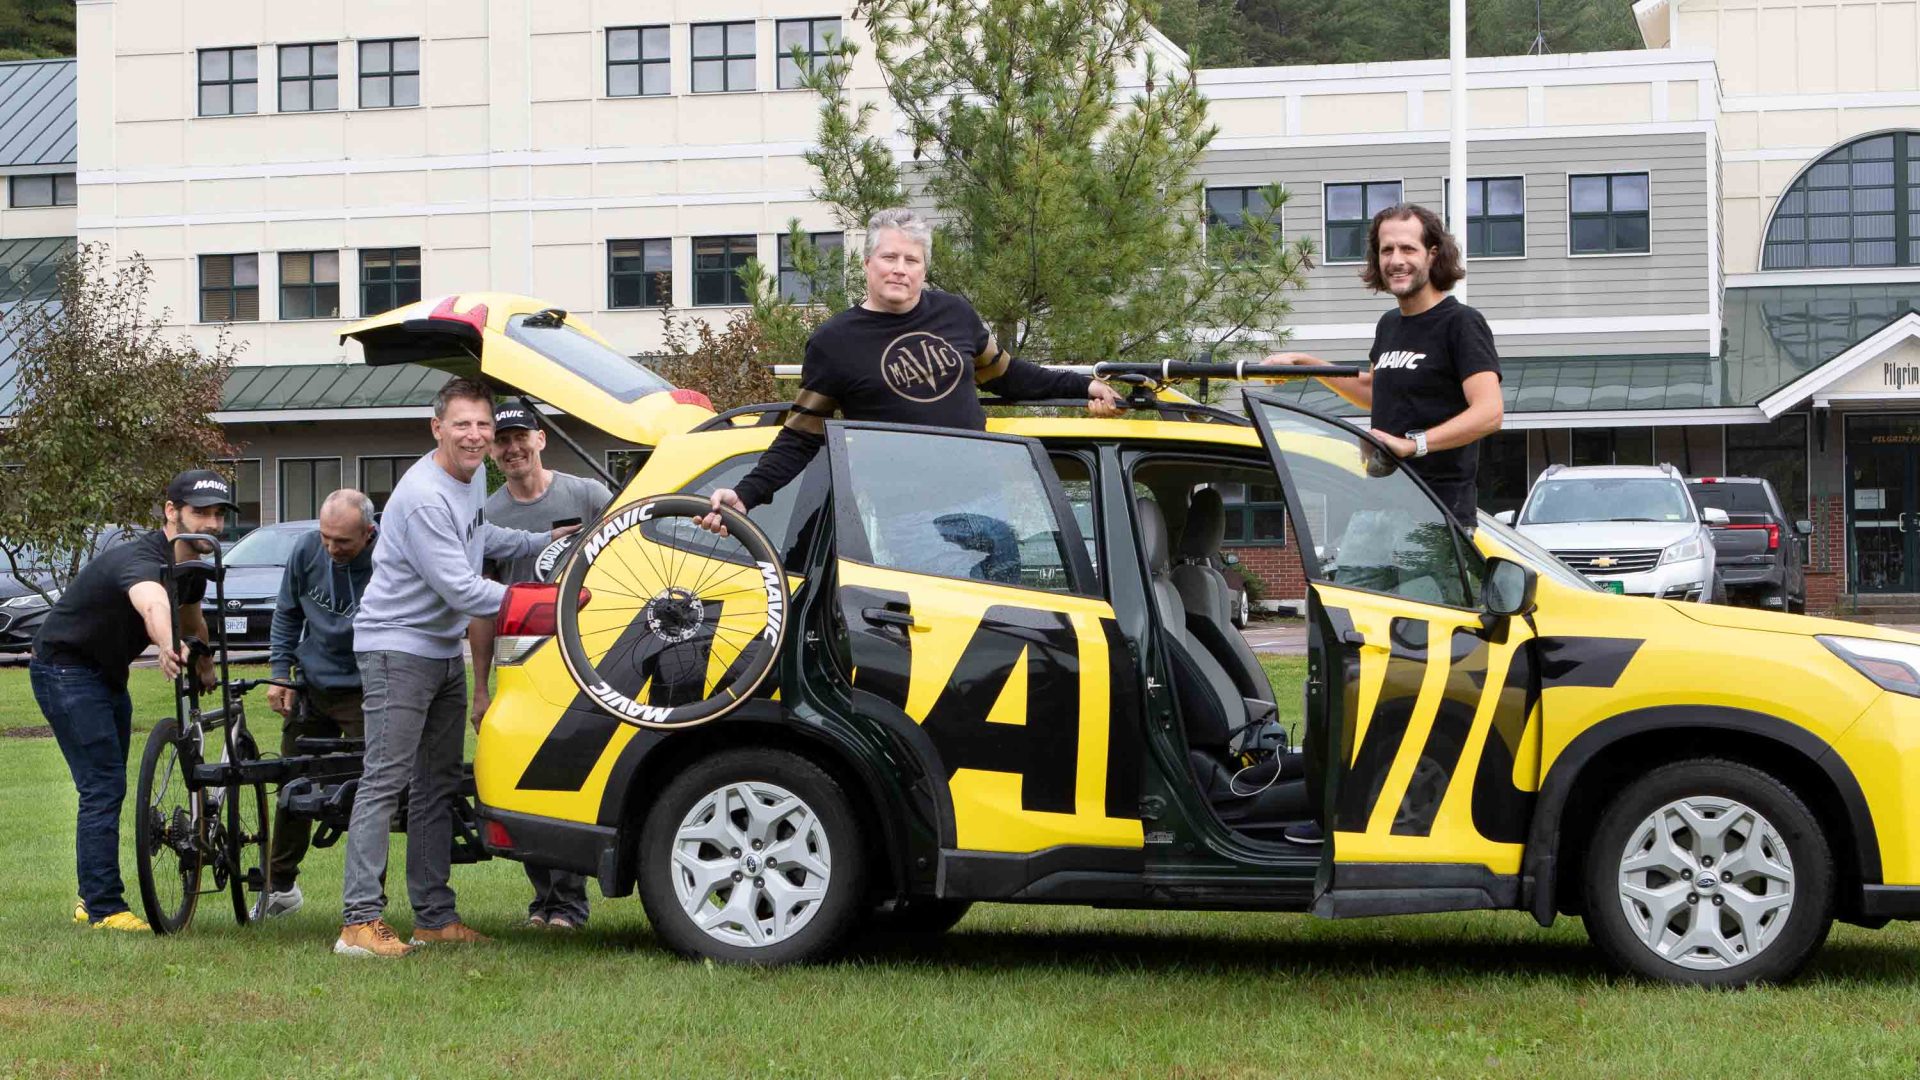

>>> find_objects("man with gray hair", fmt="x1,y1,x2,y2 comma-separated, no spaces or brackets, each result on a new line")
259,487,378,918
701,207,1123,527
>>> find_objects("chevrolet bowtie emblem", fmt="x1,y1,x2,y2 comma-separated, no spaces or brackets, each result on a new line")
1592,556,1617,568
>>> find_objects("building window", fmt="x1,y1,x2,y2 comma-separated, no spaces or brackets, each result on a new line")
359,38,420,109
608,239,672,308
279,251,340,320
9,173,74,208
1475,430,1530,516
778,232,843,302
1572,426,1653,466
278,43,339,112
693,235,755,306
200,254,259,322
280,458,343,521
1324,181,1402,263
607,25,670,97
198,47,258,116
1445,176,1526,258
1211,480,1289,546
1569,172,1650,255
1762,133,1920,269
359,247,421,315
1726,414,1810,528
359,455,416,513
692,22,755,93
1205,186,1280,254
215,459,262,540
775,18,840,89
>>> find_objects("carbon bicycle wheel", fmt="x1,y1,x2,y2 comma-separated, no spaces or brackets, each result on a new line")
225,728,273,925
134,717,203,934
557,494,788,729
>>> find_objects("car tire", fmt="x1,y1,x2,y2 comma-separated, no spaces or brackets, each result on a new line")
868,897,974,938
1704,575,1727,605
1581,758,1833,987
1232,590,1250,629
638,747,868,965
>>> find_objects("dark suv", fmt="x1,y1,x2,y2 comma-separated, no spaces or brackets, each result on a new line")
1686,476,1810,612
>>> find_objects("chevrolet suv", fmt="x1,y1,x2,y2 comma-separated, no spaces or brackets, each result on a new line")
1500,464,1726,602
340,294,1920,987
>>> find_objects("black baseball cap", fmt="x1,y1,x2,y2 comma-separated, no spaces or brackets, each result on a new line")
166,469,240,510
494,403,539,432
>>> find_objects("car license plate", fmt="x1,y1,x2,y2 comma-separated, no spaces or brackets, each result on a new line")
1600,581,1624,594
225,616,248,636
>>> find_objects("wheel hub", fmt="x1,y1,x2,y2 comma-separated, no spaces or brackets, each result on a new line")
644,588,706,644
1616,795,1795,971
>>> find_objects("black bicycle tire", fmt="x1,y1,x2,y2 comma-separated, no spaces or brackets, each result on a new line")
134,717,202,935
225,730,273,925
556,494,787,730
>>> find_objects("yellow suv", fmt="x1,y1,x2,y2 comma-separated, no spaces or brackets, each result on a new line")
346,294,1920,986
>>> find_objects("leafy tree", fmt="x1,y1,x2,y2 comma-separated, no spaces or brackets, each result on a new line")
0,0,75,62
790,0,1314,366
0,245,238,596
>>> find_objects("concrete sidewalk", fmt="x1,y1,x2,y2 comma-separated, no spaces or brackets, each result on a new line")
1242,621,1308,655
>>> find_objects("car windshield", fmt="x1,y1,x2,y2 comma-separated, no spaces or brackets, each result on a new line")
225,527,308,566
504,314,673,403
1521,478,1695,525
1475,512,1598,591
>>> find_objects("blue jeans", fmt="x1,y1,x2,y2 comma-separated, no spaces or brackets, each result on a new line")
30,661,134,920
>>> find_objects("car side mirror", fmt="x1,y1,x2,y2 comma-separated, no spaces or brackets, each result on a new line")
1482,556,1538,619
1493,510,1516,525
1795,519,1813,536
1701,507,1730,526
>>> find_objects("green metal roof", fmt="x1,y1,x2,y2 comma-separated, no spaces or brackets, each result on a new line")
1721,282,1920,406
219,362,450,413
1257,352,1727,417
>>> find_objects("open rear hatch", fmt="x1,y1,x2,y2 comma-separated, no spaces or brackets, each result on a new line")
339,292,714,446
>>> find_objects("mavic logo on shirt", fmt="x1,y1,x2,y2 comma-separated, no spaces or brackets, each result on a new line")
880,331,968,403
1376,351,1425,371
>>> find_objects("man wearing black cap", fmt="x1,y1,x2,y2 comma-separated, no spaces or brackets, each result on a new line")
469,402,612,930
30,468,234,931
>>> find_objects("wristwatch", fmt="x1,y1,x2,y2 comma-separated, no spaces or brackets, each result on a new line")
1408,430,1429,458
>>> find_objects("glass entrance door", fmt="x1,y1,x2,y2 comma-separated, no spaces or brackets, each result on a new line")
1848,416,1920,593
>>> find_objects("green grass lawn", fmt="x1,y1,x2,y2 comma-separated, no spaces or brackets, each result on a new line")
3,659,1920,1078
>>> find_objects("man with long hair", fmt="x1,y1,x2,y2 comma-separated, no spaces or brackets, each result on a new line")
1268,203,1503,525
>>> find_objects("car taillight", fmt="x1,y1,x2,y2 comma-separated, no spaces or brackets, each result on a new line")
669,388,715,410
426,294,488,334
496,582,590,637
484,820,513,851
1720,523,1781,551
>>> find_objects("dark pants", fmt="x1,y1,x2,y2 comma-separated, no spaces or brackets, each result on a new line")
31,661,134,920
526,865,591,925
268,684,365,888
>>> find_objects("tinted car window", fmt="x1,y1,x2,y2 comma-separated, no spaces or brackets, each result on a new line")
223,524,312,566
1687,482,1775,515
504,313,672,403
646,451,824,567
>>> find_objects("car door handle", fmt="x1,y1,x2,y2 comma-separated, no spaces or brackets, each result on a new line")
861,607,917,630
1340,630,1366,647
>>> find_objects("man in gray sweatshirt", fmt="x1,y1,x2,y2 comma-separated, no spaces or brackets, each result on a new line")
335,378,578,959
259,488,377,919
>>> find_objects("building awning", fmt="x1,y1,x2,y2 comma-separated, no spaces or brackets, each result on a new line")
1254,352,1763,429
216,362,452,422
1723,282,1920,410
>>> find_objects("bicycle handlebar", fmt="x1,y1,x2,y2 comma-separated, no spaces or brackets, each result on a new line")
229,677,304,696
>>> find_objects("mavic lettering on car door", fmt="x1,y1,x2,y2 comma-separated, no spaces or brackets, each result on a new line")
824,423,1144,856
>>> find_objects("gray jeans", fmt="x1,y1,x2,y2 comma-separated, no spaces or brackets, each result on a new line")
341,651,467,929
526,864,591,925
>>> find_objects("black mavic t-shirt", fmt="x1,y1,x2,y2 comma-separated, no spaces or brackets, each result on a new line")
1367,295,1501,519
34,530,209,689
733,289,1092,509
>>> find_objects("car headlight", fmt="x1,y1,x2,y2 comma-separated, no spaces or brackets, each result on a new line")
1819,635,1920,698
0,589,54,609
1659,536,1705,565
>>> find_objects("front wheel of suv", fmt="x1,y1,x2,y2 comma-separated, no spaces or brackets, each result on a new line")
1582,758,1833,986
638,748,869,965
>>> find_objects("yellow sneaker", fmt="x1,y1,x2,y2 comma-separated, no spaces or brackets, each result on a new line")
409,921,493,946
89,911,151,933
334,919,414,958
72,899,87,925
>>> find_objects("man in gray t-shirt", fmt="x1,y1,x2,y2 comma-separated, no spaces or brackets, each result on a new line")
469,403,614,930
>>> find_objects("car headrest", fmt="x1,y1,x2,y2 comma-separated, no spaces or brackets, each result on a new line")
1137,497,1171,575
1178,488,1226,561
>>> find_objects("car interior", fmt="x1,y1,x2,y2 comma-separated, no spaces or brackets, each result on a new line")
1131,458,1312,841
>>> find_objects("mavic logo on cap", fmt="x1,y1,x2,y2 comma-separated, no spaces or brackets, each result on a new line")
498,410,526,420
193,479,228,492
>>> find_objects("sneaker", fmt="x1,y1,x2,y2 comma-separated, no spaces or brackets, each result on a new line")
334,919,414,958
543,914,579,932
72,898,87,926
254,883,303,920
1282,821,1324,846
89,910,151,933
520,914,549,929
409,921,493,946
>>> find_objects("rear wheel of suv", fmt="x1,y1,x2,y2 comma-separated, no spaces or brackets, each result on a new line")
638,748,868,965
1582,758,1833,986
